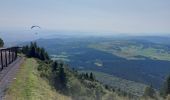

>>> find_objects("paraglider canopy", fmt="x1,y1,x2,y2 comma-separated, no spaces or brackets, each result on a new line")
31,25,41,29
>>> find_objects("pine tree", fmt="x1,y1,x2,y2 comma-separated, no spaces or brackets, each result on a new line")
52,61,58,72
60,62,64,68
85,73,89,79
22,45,29,54
35,47,41,58
59,64,67,88
40,48,45,60
44,52,49,60
90,72,95,81
29,42,36,57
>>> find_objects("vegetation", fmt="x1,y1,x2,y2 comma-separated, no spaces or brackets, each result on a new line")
160,75,170,98
79,72,96,81
5,58,71,100
6,42,170,100
19,42,142,99
143,85,156,98
37,59,117,100
20,42,117,99
89,40,170,61
81,70,147,96
36,38,170,89
0,38,4,47
22,42,49,60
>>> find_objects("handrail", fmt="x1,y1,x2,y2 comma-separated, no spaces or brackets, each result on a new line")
0,46,21,50
0,46,21,71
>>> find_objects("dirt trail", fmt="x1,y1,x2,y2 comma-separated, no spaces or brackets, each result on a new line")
0,57,24,100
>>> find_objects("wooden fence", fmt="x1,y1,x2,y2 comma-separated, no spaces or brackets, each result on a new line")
0,47,20,70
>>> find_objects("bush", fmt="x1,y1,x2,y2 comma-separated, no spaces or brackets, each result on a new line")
143,85,156,98
0,38,4,47
161,75,170,98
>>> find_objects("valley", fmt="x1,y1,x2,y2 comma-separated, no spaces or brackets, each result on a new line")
33,36,170,90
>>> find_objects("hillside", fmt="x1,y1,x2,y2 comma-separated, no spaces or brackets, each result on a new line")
5,57,135,100
33,37,170,88
81,70,147,96
5,58,71,100
4,42,168,100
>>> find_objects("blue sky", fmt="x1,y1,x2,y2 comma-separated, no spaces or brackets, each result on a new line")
0,0,170,34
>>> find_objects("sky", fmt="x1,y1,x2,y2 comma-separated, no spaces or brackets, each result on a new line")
0,0,170,34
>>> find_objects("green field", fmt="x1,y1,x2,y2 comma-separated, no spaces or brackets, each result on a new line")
89,40,170,61
50,54,70,62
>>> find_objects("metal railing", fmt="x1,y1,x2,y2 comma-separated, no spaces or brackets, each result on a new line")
0,47,20,70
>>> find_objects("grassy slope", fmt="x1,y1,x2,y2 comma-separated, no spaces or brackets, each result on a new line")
5,58,71,100
80,70,147,96
4,58,127,100
80,71,165,100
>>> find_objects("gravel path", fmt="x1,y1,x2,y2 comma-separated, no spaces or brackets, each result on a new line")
0,57,24,100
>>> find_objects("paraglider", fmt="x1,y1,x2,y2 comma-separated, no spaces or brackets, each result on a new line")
31,25,41,35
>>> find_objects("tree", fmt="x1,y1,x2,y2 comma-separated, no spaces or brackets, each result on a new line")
44,52,49,60
143,85,156,98
90,72,95,81
35,47,41,58
29,42,36,57
22,42,49,61
59,64,67,88
60,62,64,68
161,75,170,97
52,61,59,72
0,38,4,47
40,48,45,60
85,73,89,79
22,45,29,55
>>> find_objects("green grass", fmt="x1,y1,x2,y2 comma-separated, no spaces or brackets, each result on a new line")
89,41,170,61
5,58,71,100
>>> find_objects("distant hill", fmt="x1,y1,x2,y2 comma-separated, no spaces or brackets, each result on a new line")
130,36,170,45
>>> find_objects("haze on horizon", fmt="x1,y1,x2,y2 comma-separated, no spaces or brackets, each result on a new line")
0,0,170,35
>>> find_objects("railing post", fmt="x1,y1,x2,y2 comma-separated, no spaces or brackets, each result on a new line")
11,48,14,62
5,49,8,67
14,48,17,60
0,50,3,70
15,47,18,59
9,48,11,64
